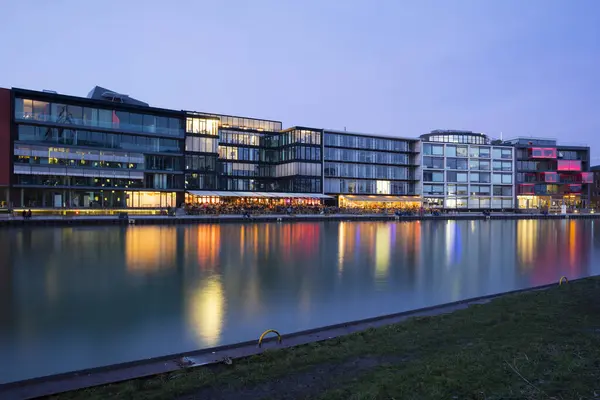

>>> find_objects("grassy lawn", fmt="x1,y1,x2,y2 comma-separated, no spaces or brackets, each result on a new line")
51,277,600,400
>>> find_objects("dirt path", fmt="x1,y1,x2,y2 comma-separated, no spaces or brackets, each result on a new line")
179,355,406,400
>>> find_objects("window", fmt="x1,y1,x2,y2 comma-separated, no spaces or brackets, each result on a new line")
470,172,490,183
423,184,444,195
423,156,444,169
479,147,490,158
456,146,468,157
470,185,491,195
423,171,444,182
493,186,513,196
493,173,512,184
492,161,513,171
447,171,468,183
185,136,218,153
14,98,184,137
469,159,491,170
423,143,443,156
446,184,468,196
446,145,456,157
445,198,468,208
446,158,468,170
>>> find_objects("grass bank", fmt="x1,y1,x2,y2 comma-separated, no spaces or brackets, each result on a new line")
51,277,600,400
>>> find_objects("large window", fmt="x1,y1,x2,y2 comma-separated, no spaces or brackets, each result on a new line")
423,143,444,156
423,156,444,169
275,162,321,177
469,159,490,170
447,171,468,183
325,133,412,152
470,185,490,195
446,158,468,170
423,184,444,195
446,145,468,158
470,172,491,183
492,148,513,159
185,155,216,171
15,98,184,137
145,155,182,171
424,171,444,182
185,136,218,153
493,160,513,171
186,117,218,136
218,146,259,161
446,184,468,196
17,124,182,153
492,173,513,184
493,186,513,196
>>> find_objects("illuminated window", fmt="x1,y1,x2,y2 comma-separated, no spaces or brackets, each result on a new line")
376,180,391,194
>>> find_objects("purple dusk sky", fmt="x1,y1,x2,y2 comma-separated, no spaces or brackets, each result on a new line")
1,0,599,158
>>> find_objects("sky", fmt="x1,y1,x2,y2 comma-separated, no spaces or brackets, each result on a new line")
1,0,599,158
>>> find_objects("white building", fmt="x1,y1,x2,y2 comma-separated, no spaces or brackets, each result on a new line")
420,130,515,210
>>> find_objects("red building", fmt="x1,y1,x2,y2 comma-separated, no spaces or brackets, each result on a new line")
504,138,592,210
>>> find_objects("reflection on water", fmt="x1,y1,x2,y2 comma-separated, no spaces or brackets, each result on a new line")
0,219,598,384
126,227,177,273
186,275,225,347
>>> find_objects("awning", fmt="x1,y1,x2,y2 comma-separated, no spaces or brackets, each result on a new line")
187,191,332,199
341,195,421,202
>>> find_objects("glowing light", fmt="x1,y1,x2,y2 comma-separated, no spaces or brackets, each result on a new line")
186,275,225,347
126,227,176,273
375,224,391,279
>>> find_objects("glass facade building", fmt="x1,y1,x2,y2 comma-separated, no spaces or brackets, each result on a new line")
420,131,515,209
185,111,323,199
10,88,185,209
0,85,594,212
323,130,421,208
504,138,591,210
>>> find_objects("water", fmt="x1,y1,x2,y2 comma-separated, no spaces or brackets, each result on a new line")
1,219,599,384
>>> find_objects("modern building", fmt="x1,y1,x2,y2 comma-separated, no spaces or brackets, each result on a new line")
0,84,594,213
323,130,421,208
9,87,186,209
184,110,326,204
590,165,600,209
420,130,515,210
504,138,592,210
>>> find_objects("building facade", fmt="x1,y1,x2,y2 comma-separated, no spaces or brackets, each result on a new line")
420,130,515,210
10,87,186,209
323,130,421,208
184,110,325,204
591,165,600,209
0,85,594,212
505,138,592,210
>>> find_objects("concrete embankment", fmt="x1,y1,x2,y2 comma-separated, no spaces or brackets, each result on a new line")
0,212,598,228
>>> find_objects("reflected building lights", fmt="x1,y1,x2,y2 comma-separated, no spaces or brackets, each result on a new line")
445,222,456,268
186,275,225,347
338,222,346,274
375,224,391,279
125,227,176,274
569,220,577,269
194,225,221,269
517,220,537,266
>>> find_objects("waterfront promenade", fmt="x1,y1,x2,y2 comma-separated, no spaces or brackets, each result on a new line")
0,210,598,227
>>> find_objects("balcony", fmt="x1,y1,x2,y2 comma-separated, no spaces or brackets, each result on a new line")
529,147,557,159
557,160,582,172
